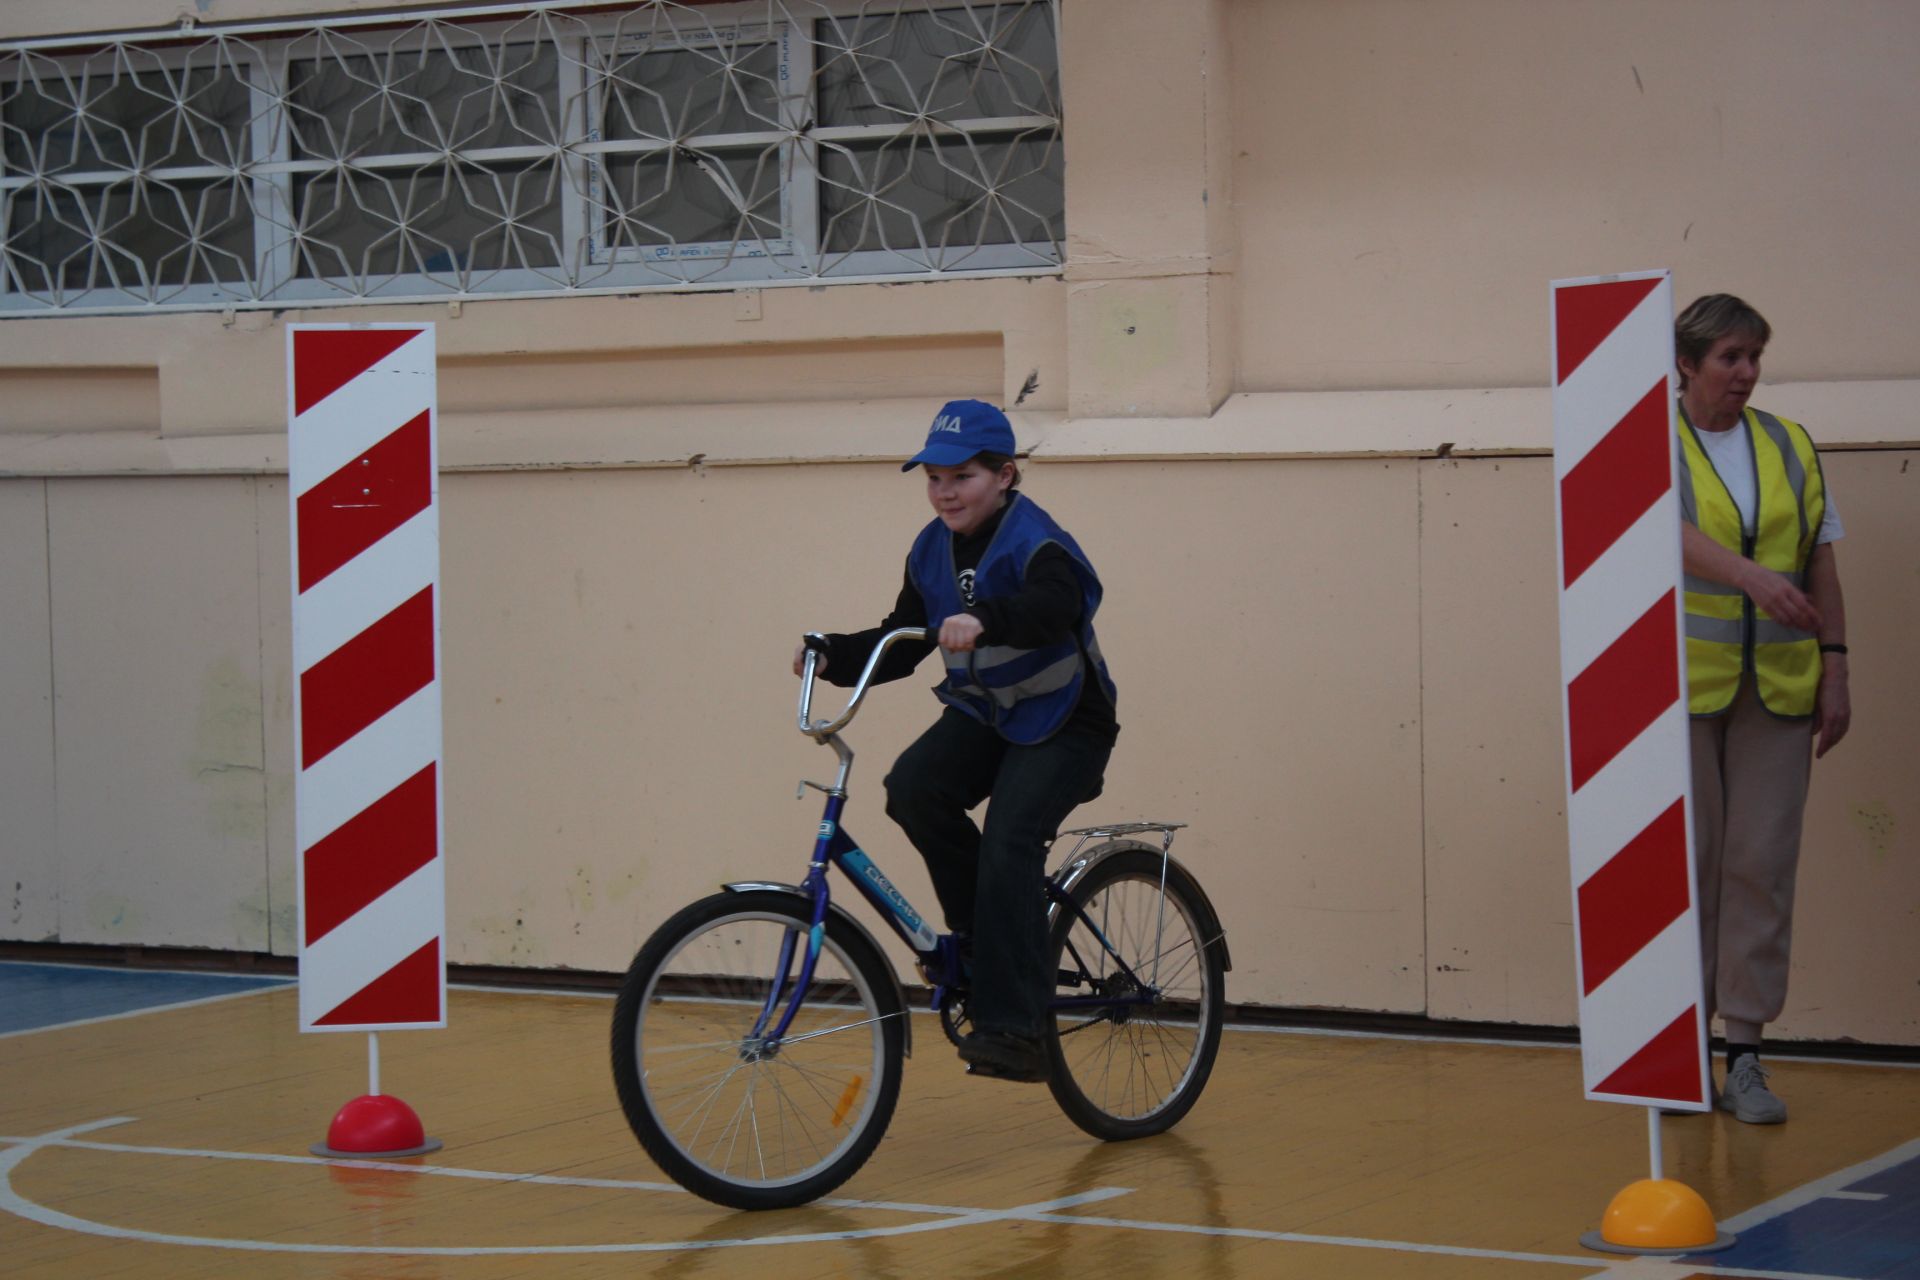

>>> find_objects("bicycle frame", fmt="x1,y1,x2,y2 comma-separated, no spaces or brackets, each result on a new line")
747,795,1161,1039
738,629,1164,1049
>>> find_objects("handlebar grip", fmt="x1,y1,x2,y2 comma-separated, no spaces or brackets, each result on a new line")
796,625,927,739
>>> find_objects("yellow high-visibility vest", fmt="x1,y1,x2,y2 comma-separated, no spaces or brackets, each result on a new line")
1675,405,1826,718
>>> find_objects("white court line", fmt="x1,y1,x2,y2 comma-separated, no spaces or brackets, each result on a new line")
10,967,1914,1074
452,981,617,998
0,979,291,1041
8,1114,1915,1272
1592,1262,1859,1280
0,1119,1615,1266
452,982,1602,1057
0,960,286,981
0,1125,995,1216
1716,1134,1920,1234
0,1120,1139,1256
1033,1209,1603,1269
1219,1020,1920,1071
455,982,1920,1071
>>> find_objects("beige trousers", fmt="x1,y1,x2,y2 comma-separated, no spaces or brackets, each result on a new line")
1690,682,1813,1045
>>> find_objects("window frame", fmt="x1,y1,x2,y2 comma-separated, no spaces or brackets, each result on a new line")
0,0,1064,314
1,39,268,308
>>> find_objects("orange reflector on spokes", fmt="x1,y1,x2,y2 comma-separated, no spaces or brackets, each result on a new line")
830,1075,866,1128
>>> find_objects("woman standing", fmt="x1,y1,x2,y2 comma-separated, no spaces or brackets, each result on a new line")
794,399,1119,1082
1674,294,1851,1123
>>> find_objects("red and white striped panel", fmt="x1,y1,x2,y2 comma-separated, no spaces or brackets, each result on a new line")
288,324,445,1033
1551,272,1709,1109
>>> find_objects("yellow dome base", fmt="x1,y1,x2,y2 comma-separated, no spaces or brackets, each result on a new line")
1579,1178,1737,1255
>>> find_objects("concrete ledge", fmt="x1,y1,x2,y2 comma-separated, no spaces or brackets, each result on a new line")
3,382,1914,477
1034,380,1920,461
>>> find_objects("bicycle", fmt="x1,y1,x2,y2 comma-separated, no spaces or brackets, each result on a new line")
610,627,1231,1210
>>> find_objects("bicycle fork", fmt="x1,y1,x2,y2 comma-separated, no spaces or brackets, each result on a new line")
741,799,848,1056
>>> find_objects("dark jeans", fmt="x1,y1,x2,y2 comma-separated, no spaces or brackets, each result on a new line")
883,706,1116,1038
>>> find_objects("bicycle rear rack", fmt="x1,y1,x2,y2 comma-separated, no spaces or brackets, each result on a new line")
1054,821,1185,859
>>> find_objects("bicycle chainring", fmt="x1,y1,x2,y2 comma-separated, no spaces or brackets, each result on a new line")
937,992,973,1048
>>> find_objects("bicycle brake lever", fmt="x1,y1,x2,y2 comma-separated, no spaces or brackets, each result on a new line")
797,779,834,799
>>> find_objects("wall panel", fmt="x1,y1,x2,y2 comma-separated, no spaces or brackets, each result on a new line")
0,480,57,942
1772,449,1920,1045
1418,457,1575,1027
47,477,271,951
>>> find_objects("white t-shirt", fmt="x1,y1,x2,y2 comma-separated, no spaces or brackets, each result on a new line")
1692,419,1844,544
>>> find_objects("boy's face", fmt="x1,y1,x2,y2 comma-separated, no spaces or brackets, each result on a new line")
924,457,1015,536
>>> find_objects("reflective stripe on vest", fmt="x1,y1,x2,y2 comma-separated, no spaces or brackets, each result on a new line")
1675,404,1825,717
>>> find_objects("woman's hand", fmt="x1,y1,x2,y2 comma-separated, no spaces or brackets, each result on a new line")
1805,542,1848,759
1815,656,1851,758
937,614,985,652
1737,562,1822,634
793,642,826,678
1683,525,1822,632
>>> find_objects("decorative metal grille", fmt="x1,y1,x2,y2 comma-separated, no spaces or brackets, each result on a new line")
0,1,1063,313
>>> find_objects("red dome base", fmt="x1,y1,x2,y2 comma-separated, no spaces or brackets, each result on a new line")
311,1094,442,1159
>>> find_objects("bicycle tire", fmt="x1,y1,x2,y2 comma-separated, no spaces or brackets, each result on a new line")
610,890,906,1210
1045,848,1226,1140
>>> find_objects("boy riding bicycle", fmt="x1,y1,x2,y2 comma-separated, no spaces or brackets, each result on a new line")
792,399,1120,1081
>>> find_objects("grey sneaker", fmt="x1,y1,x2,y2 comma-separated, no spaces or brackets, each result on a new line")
1719,1054,1787,1124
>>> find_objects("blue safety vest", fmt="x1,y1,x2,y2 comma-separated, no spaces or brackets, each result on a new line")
907,494,1117,744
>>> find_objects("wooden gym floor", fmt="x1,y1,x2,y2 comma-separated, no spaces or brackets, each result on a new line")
3,961,1918,1279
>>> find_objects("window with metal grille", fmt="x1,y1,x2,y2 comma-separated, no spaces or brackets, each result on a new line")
0,1,1063,313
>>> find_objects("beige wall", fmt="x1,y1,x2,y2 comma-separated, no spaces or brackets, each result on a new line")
1235,0,1920,392
2,0,1916,1045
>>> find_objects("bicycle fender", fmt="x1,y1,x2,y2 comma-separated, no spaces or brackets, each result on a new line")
723,880,914,1057
1047,842,1233,972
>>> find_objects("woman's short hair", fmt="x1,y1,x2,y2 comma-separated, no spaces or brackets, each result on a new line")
1675,294,1771,387
974,451,1023,490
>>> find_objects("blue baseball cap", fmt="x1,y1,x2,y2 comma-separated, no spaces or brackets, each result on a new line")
901,399,1016,471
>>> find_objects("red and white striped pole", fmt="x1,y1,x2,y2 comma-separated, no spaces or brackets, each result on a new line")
288,323,445,1159
1551,272,1731,1255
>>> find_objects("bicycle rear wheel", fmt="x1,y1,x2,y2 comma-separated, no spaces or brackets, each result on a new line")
1046,848,1226,1140
610,890,905,1210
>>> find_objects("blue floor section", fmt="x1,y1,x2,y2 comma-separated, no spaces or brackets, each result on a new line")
0,961,290,1035
1690,1150,1920,1279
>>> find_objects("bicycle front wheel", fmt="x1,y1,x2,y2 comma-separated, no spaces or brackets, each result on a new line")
610,890,905,1210
1046,848,1226,1140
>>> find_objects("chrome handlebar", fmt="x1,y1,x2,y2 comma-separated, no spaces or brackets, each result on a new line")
797,626,929,740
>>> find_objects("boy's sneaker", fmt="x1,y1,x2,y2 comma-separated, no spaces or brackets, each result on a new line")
1719,1053,1787,1124
958,1030,1048,1083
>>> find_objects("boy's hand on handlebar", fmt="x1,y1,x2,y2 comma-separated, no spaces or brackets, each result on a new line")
937,614,985,652
793,641,827,678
